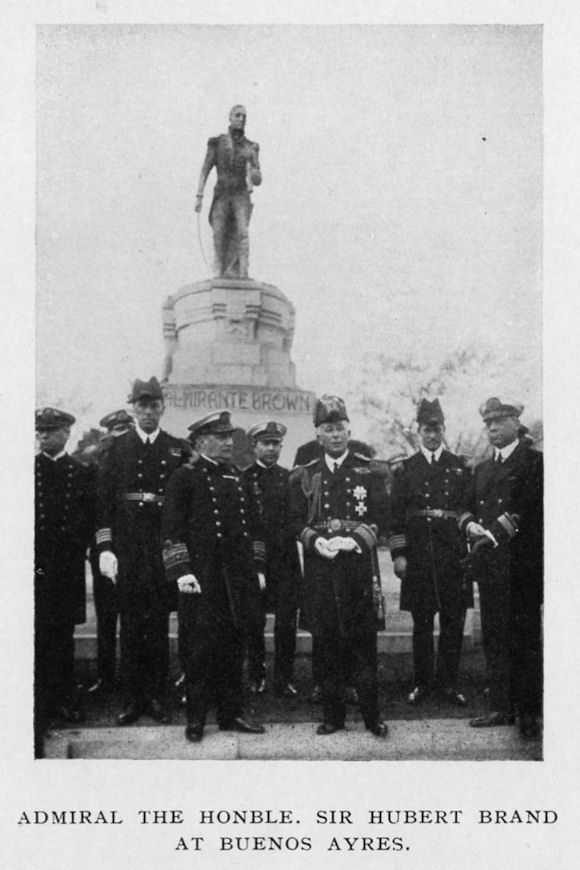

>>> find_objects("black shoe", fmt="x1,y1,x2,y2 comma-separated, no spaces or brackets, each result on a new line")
519,714,541,740
345,686,359,706
185,724,203,742
249,678,266,695
87,677,115,696
470,711,515,728
310,685,322,703
219,717,265,734
316,722,344,735
117,702,145,726
147,699,171,723
52,704,84,725
407,685,430,705
274,681,298,698
367,721,389,738
440,687,467,707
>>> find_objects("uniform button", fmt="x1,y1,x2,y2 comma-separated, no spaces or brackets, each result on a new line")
427,518,432,523
159,473,166,479
138,460,143,465
138,473,143,479
345,477,351,483
216,521,222,527
214,509,219,515
161,460,167,466
480,500,484,504
139,502,144,507
498,498,503,504
216,532,223,539
444,491,449,495
324,503,330,509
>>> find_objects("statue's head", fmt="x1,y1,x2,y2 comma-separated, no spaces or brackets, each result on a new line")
229,104,247,131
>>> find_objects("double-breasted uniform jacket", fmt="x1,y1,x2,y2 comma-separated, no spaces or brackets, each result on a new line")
161,456,266,628
202,132,261,218
35,453,96,625
95,428,189,613
289,451,390,639
241,462,301,604
458,441,543,607
389,450,473,615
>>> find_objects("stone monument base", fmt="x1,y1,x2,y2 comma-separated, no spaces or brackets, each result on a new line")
162,382,317,468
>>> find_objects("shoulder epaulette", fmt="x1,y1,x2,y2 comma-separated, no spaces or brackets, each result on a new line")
369,458,391,477
388,453,408,468
289,458,318,483
353,452,371,463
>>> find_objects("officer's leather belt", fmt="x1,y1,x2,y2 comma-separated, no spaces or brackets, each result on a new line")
122,492,165,505
408,509,457,520
313,519,359,533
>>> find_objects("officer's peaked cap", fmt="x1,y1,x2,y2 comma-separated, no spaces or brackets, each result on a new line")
99,409,134,430
35,407,76,430
417,398,445,425
128,377,164,403
479,396,524,422
314,395,349,427
247,421,287,442
188,410,235,438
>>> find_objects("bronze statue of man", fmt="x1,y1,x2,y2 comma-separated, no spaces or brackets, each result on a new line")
195,105,262,279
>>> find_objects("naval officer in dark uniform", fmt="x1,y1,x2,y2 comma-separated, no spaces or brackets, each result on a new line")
86,410,134,696
242,421,302,697
289,395,390,737
35,408,96,753
95,378,188,725
388,399,472,706
162,411,266,743
459,397,543,739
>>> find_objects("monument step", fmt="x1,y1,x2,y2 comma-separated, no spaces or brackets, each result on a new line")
42,720,540,761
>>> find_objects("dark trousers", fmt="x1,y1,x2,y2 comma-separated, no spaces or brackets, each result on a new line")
179,595,244,728
317,629,380,729
245,578,298,684
119,606,169,705
34,619,75,755
92,571,118,683
411,605,466,690
478,559,543,717
211,191,251,278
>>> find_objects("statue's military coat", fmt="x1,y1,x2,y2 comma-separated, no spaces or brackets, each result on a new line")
389,450,472,615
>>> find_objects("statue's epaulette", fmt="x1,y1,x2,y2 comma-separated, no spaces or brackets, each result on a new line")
248,139,259,152
207,136,221,146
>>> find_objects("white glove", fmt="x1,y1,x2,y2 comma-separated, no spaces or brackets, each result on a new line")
177,574,201,594
326,536,361,553
257,572,266,591
99,551,118,582
314,537,338,560
466,521,488,540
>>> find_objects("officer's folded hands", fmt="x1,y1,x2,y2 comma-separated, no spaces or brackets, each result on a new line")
326,536,361,553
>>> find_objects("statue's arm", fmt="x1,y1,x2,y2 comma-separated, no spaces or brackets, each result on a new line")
249,142,262,187
195,138,217,205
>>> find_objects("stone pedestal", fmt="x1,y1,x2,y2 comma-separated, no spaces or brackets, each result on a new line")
161,277,316,466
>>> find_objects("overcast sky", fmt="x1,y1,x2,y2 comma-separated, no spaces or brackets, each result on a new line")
36,24,542,432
